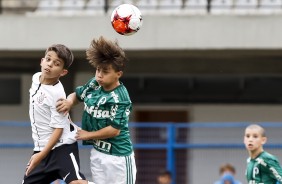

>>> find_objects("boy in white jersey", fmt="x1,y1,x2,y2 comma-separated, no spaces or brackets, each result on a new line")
56,36,137,184
22,44,94,184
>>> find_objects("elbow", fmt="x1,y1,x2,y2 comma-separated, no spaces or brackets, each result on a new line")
113,129,121,137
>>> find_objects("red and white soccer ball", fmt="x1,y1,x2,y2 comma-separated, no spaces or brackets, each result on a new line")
111,4,143,36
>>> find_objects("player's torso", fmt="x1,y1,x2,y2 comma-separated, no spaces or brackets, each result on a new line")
29,82,57,137
29,73,76,150
81,84,133,156
246,156,277,184
82,85,128,129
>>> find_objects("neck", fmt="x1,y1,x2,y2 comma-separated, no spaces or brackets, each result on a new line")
250,149,264,159
103,81,120,91
40,75,59,85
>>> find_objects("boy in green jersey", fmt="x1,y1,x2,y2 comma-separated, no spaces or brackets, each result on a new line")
244,124,282,184
56,36,136,184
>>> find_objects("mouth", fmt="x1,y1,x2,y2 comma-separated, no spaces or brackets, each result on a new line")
44,68,50,73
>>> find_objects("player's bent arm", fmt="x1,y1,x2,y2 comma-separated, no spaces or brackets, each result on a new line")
25,128,63,176
76,126,120,140
40,128,64,158
56,92,79,114
66,92,80,106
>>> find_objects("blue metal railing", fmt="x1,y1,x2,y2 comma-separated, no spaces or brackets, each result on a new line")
2,121,282,184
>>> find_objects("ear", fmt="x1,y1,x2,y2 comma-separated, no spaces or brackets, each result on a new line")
262,136,267,145
60,69,68,77
117,71,123,78
40,58,44,66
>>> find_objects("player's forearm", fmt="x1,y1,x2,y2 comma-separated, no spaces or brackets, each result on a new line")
92,126,120,139
40,128,63,158
78,126,120,140
67,92,79,107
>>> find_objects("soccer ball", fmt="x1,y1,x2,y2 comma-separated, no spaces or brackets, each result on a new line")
111,4,143,36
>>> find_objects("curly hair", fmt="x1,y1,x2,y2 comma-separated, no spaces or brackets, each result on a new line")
86,36,128,72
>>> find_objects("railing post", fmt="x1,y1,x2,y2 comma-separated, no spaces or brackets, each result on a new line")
167,123,176,184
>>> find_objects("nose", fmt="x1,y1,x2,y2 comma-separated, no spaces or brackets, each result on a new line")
96,71,102,78
47,61,53,67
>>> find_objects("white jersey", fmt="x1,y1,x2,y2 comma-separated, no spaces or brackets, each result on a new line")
29,72,77,151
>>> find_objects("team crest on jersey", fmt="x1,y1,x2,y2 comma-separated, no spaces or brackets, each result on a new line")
97,97,107,107
37,92,46,104
253,167,259,178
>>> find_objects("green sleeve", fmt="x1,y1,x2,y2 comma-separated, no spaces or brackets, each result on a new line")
266,157,282,182
109,102,131,129
75,77,98,101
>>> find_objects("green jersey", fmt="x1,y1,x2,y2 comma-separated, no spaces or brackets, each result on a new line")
246,151,282,184
75,77,133,156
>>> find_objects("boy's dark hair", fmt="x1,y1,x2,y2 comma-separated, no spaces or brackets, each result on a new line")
86,36,128,72
45,44,74,69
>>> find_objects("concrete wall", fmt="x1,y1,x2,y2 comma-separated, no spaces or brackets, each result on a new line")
0,14,282,50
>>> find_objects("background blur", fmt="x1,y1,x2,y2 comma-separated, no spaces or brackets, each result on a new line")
1,0,282,183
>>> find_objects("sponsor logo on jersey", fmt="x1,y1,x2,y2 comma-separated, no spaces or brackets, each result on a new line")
93,139,111,152
84,105,110,118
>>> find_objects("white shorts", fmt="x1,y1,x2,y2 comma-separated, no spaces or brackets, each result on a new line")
90,148,136,184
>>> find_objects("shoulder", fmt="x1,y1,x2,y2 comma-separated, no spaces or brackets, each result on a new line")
86,77,98,88
47,81,66,99
261,151,278,160
32,72,41,84
114,84,131,102
258,151,280,165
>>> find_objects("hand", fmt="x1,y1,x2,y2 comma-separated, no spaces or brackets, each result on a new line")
25,152,44,176
56,98,72,116
75,129,92,140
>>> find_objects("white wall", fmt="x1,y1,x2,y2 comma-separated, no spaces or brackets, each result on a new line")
1,14,282,50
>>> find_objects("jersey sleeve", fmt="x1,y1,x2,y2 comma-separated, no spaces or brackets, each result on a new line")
75,77,98,102
265,156,282,182
109,102,132,129
49,88,68,128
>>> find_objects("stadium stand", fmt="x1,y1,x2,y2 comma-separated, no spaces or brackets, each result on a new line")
183,0,208,14
60,0,85,16
84,0,105,15
258,0,282,14
210,0,233,14
136,0,159,15
158,0,183,14
33,0,61,15
1,0,282,15
233,0,258,14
